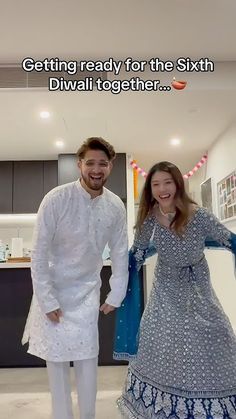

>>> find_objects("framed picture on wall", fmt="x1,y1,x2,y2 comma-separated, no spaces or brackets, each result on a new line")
200,177,213,213
217,170,236,221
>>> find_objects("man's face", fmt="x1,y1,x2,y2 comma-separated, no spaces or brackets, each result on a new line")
78,149,112,194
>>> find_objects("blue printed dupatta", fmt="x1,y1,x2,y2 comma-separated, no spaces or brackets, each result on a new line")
113,245,156,361
113,233,236,361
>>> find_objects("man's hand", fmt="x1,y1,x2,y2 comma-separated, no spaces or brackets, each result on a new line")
100,303,115,315
46,308,62,323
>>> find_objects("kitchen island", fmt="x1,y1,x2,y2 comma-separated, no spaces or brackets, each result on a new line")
0,262,144,368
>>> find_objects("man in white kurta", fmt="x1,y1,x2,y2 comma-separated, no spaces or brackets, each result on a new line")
23,138,129,419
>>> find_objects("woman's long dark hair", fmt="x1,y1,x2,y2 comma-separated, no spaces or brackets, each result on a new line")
135,161,197,234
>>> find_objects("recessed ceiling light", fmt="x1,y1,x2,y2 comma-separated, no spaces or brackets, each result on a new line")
55,139,65,148
170,138,181,146
40,111,50,119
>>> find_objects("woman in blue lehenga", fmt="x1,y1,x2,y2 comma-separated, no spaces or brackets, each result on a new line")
116,161,236,419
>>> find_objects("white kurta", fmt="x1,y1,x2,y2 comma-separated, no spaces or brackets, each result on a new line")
23,180,129,362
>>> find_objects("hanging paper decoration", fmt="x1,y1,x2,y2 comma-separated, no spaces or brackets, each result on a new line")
130,154,208,180
130,160,147,177
183,155,208,179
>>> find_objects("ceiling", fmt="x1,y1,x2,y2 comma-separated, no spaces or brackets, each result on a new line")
0,0,236,174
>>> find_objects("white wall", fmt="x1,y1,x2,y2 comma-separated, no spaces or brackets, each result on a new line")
189,121,236,330
126,155,135,247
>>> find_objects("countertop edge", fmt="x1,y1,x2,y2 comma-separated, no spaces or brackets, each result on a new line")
0,260,113,269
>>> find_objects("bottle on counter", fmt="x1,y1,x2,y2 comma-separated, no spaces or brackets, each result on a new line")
0,240,5,262
5,244,10,260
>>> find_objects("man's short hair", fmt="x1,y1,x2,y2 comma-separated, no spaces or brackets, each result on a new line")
76,137,116,161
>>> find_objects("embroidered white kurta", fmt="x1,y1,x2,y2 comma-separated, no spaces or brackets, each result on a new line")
23,180,128,362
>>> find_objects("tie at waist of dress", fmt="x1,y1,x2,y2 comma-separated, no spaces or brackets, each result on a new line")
158,255,205,282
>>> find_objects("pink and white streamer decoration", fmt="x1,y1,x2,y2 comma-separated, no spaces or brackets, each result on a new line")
130,160,147,177
130,154,208,179
183,154,208,179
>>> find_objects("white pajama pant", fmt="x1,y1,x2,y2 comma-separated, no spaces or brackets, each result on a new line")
46,357,98,419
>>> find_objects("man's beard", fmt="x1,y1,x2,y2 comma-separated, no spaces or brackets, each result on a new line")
81,173,107,191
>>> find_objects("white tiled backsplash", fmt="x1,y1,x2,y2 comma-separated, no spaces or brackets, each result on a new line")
0,227,34,252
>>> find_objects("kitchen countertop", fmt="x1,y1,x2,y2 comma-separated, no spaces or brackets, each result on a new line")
0,260,112,269
0,260,149,269
0,262,31,269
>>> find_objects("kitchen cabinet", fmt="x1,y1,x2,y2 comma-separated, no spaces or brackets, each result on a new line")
13,161,44,213
105,153,127,200
0,265,138,367
0,267,45,367
43,160,58,195
58,154,79,185
0,160,58,214
98,266,128,366
0,153,126,214
0,161,13,213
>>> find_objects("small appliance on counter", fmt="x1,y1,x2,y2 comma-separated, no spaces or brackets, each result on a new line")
11,238,23,257
5,244,10,259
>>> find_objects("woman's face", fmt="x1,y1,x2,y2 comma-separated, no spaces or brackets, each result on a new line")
151,170,177,210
